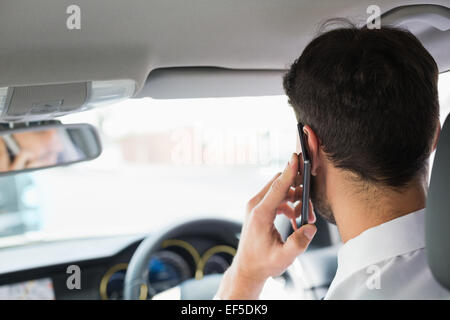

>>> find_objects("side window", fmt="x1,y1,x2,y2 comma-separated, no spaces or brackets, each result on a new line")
0,176,19,213
0,174,41,237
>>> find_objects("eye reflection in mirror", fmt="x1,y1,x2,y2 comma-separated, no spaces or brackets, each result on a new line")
0,122,101,174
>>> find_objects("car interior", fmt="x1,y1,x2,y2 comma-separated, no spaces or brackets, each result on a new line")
0,0,448,300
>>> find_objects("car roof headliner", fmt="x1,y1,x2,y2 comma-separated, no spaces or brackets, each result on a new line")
0,0,448,98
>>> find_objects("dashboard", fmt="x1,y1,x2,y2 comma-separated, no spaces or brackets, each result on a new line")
0,228,239,300
99,237,236,300
0,216,338,300
0,277,54,300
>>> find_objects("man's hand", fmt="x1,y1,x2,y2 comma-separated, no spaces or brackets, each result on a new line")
216,153,317,299
0,138,35,172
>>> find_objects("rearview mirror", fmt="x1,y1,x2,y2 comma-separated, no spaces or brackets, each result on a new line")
0,121,101,175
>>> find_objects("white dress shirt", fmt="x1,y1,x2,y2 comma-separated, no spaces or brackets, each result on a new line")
325,208,449,299
208,208,450,300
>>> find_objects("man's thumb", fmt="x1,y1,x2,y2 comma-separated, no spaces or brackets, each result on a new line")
283,224,317,258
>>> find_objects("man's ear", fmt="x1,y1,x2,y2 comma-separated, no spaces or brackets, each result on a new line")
432,122,441,152
303,125,320,176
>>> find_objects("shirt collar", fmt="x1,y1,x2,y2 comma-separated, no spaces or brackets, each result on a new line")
331,208,426,289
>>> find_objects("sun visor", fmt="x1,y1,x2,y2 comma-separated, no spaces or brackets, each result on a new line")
0,79,135,123
136,68,285,100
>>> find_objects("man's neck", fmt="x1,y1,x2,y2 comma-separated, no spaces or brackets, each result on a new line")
330,173,428,243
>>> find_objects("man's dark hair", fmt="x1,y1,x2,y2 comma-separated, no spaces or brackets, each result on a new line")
283,21,439,188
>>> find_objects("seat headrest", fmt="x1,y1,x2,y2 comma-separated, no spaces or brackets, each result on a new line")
427,115,450,290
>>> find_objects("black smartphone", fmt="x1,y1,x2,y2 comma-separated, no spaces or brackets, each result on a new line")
297,123,311,227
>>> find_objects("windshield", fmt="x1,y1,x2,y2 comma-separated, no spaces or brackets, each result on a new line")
1,72,449,246
0,94,298,244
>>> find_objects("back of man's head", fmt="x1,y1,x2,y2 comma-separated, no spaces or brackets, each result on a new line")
283,21,439,188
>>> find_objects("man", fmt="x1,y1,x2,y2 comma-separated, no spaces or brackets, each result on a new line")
215,22,450,299
0,129,64,172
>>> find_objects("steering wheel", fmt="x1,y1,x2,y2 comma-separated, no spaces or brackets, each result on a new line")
124,218,241,300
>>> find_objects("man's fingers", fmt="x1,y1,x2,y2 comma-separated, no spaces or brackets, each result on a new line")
0,139,10,172
256,153,298,222
247,172,281,213
290,218,298,231
282,224,317,259
276,201,298,218
288,200,315,231
286,185,303,203
10,151,33,170
256,172,282,201
276,198,316,223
